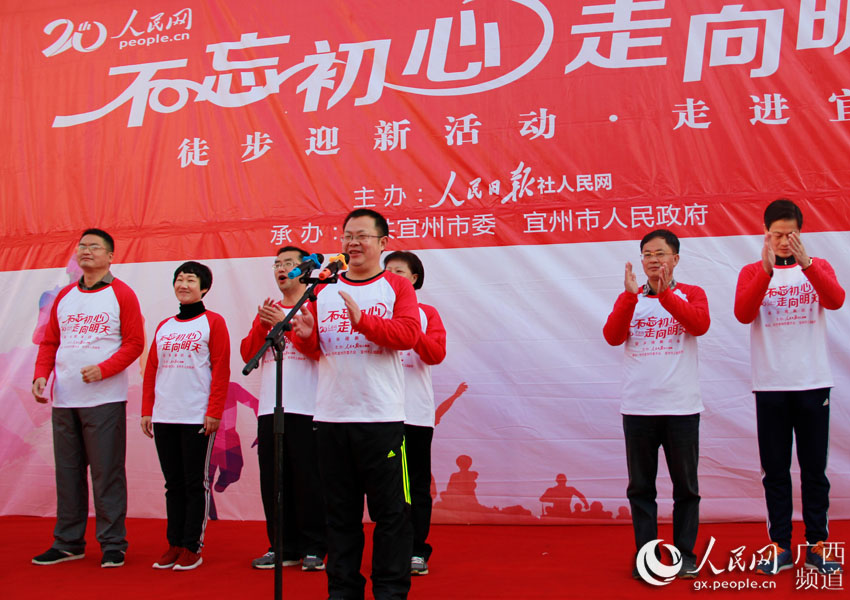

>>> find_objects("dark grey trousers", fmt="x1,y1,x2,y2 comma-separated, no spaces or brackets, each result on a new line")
51,402,128,553
623,413,701,561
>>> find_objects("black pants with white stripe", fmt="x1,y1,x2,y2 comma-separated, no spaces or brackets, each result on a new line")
153,423,215,553
403,424,433,561
756,388,831,549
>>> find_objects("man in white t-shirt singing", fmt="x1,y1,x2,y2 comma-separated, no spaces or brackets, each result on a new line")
292,209,419,600
240,245,326,571
604,229,710,580
735,199,845,576
32,228,144,568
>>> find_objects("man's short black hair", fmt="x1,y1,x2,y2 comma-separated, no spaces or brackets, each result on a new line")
764,198,803,230
384,250,425,290
277,245,309,260
80,228,115,252
344,209,389,238
640,229,680,254
173,261,213,297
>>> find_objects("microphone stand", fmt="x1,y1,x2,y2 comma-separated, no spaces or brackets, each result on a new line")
242,269,341,600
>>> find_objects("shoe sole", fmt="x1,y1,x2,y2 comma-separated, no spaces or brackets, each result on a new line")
804,561,842,574
100,560,124,569
173,557,203,571
755,563,793,576
32,554,85,565
153,562,176,569
252,560,299,569
302,565,325,571
411,570,429,576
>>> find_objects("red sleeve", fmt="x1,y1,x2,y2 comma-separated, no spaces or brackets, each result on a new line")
353,273,421,351
602,291,638,346
734,262,771,324
205,312,231,420
289,299,321,358
98,279,145,379
240,313,270,363
141,319,168,417
33,284,75,380
658,284,710,336
415,304,446,365
803,258,845,310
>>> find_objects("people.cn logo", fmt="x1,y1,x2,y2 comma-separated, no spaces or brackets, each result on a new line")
635,539,682,586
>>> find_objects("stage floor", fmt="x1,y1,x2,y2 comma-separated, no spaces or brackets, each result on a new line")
1,517,845,599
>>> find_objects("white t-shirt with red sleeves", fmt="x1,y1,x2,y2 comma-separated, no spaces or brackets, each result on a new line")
401,307,436,428
40,280,143,408
308,271,420,423
749,263,833,391
142,311,231,425
240,301,318,417
604,283,708,416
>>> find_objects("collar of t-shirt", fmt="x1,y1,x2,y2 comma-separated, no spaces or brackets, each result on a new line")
177,301,206,320
77,271,114,291
341,269,385,284
642,280,677,297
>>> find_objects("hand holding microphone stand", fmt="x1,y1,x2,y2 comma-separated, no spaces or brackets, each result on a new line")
242,253,347,599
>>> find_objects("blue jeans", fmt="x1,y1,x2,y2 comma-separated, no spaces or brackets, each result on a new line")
623,414,700,561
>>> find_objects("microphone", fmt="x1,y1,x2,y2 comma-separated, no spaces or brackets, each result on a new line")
287,253,324,279
319,253,349,280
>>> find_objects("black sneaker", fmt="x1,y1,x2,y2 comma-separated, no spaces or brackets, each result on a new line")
32,547,84,565
678,556,699,579
101,550,125,568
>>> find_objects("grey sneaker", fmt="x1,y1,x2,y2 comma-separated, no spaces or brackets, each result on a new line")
251,551,300,569
32,547,84,565
302,555,325,571
252,551,275,569
411,556,429,575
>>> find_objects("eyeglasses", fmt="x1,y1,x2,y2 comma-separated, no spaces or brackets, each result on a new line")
640,251,676,260
273,260,299,270
342,234,384,244
77,244,106,252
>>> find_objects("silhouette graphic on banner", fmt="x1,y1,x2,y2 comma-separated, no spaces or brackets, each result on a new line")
32,256,83,345
430,381,468,499
207,382,258,519
540,473,589,517
433,454,534,523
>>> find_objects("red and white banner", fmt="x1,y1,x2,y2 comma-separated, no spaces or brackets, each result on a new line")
1,1,848,525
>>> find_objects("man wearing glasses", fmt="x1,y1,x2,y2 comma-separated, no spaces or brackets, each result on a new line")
240,246,326,571
603,229,710,580
32,229,144,568
291,209,420,600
